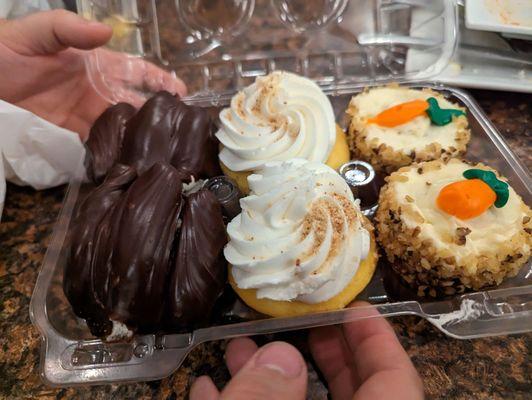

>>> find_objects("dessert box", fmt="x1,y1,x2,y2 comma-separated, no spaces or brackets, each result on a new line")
29,0,531,386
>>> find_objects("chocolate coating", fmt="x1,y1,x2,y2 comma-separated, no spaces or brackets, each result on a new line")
119,92,179,175
64,164,136,322
88,91,220,180
64,91,225,337
90,184,129,316
85,103,136,183
166,189,227,329
169,105,221,180
106,163,183,329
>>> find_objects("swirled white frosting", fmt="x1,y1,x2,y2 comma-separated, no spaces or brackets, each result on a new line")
225,159,370,303
216,71,336,172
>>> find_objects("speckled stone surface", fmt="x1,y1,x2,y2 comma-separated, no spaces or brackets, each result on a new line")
0,90,530,400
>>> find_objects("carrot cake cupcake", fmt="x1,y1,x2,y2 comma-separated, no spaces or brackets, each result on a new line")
375,158,531,297
347,86,470,173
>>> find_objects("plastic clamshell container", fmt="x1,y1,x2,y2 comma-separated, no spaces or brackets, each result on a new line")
78,0,459,105
29,0,532,387
30,83,532,386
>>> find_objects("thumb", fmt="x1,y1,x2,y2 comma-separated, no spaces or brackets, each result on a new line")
220,341,308,400
0,9,112,55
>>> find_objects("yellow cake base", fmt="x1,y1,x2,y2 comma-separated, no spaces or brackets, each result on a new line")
229,233,378,318
325,124,351,170
221,125,350,194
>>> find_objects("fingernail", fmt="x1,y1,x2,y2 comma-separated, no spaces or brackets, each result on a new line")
87,20,111,29
254,342,303,378
78,16,95,24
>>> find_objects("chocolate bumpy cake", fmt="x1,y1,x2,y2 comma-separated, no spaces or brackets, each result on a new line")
64,92,227,338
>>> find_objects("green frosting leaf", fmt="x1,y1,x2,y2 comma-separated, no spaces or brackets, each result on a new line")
426,97,466,126
463,168,509,208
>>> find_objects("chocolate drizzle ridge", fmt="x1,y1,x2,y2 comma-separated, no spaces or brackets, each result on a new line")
107,163,183,330
119,92,176,175
118,91,221,180
85,103,136,184
64,164,137,336
166,189,227,329
169,105,221,180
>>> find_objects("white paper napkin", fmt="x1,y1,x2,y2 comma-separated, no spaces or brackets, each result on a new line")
0,100,85,219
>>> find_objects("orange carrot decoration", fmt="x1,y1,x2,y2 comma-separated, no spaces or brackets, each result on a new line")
367,99,429,127
436,179,496,220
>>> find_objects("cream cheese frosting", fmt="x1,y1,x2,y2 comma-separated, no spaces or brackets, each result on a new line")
224,159,370,303
216,71,336,172
389,159,530,274
350,87,466,154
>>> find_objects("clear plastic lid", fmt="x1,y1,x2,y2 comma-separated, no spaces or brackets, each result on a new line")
78,0,458,105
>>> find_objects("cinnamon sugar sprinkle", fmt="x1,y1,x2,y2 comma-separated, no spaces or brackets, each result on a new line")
233,74,294,133
234,93,246,118
253,75,286,131
298,195,358,269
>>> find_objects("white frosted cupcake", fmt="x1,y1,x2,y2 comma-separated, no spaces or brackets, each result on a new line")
216,71,350,193
376,158,531,296
347,86,470,173
224,159,378,317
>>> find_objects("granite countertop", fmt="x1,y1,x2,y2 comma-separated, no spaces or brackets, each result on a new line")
0,89,530,400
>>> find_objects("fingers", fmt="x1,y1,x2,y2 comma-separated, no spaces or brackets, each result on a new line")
352,355,424,400
341,302,410,382
341,301,396,358
308,326,352,382
221,341,307,400
142,61,188,98
123,68,187,108
190,376,220,400
95,49,188,105
342,302,424,400
0,10,112,55
225,337,259,376
308,326,359,400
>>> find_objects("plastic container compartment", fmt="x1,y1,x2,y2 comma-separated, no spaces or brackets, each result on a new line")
78,0,458,105
29,0,532,387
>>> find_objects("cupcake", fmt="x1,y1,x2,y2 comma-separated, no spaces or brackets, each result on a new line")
224,159,378,317
375,158,531,297
347,86,471,173
216,71,350,194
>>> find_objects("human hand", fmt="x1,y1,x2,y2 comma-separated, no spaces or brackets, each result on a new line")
0,10,186,140
308,302,424,400
190,302,423,400
190,340,308,399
